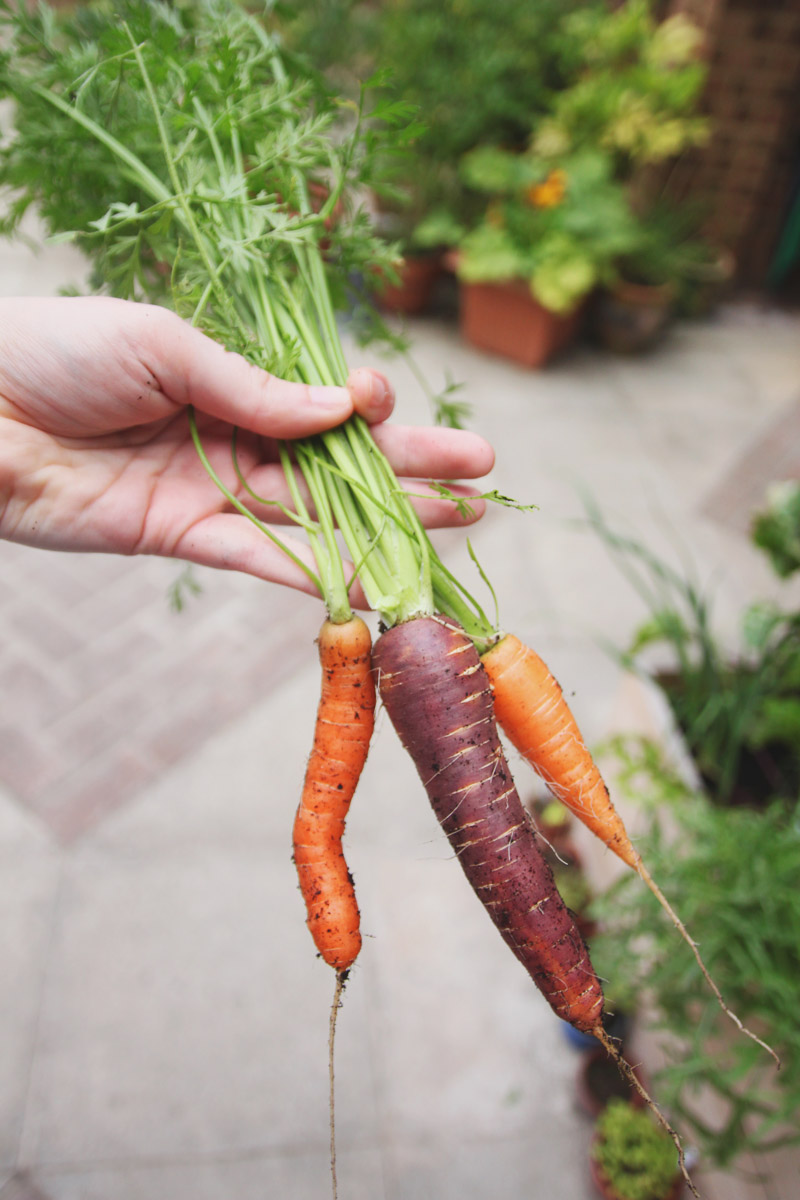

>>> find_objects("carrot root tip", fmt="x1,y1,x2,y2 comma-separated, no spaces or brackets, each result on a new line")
594,1026,700,1200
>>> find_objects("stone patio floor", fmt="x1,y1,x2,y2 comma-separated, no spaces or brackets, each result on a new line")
2,222,799,1199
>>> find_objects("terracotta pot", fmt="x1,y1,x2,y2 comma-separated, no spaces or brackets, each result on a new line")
591,280,674,354
459,279,582,368
376,254,443,315
576,1047,644,1119
589,1138,684,1200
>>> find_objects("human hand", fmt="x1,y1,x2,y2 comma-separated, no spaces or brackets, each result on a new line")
0,297,494,596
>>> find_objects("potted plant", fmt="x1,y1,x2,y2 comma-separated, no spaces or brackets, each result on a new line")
350,0,602,316
590,215,679,354
591,206,732,351
528,2,711,354
673,242,736,318
454,147,641,366
531,5,709,176
752,481,800,579
590,1099,684,1200
577,1046,646,1120
370,195,450,316
583,504,800,1175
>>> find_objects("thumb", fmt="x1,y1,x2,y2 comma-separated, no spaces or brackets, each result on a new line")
147,307,394,436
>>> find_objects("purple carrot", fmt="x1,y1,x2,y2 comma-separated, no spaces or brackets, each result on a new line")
372,613,603,1034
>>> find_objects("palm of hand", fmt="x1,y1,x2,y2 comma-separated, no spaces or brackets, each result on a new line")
0,322,272,559
0,296,494,594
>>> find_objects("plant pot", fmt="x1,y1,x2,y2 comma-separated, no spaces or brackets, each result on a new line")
576,1046,644,1118
589,1136,684,1200
459,279,582,368
376,254,443,315
678,247,736,318
591,279,674,354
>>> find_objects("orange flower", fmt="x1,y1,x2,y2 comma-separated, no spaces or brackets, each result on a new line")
526,168,567,209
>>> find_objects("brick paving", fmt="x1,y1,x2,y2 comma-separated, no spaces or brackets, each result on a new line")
702,395,800,534
0,542,318,842
0,1175,51,1200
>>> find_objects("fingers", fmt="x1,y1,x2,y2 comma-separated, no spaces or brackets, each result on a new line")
170,512,370,607
369,423,495,480
145,307,394,437
240,464,487,528
345,367,395,423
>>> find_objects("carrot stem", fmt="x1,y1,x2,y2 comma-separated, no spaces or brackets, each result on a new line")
186,408,322,594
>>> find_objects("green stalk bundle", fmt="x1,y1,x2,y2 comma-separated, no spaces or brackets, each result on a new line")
0,0,497,639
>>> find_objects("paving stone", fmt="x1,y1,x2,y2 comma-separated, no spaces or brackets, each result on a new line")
19,846,380,1165
32,748,158,844
0,797,60,1173
0,660,71,727
0,548,317,841
0,729,62,804
37,1151,385,1200
0,1173,53,1200
702,396,800,534
9,603,83,662
386,1125,595,1200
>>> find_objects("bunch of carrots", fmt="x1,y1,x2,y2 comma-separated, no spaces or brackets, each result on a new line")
1,2,778,1196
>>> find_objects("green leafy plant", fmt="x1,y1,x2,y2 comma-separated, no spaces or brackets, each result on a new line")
0,0,411,313
590,745,800,1166
612,197,726,294
592,1098,680,1200
521,0,714,300
0,0,475,430
584,498,800,1166
448,0,714,312
456,147,641,313
752,482,800,580
310,0,604,251
552,859,593,919
588,506,800,806
533,0,710,178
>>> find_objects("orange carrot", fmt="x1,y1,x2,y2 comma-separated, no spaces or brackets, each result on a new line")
293,615,375,974
482,635,633,864
482,632,779,1067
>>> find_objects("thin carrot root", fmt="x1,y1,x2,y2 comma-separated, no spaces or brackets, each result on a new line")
594,1026,700,1200
634,859,781,1069
328,969,347,1200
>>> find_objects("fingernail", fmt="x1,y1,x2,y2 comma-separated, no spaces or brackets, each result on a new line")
371,372,392,410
